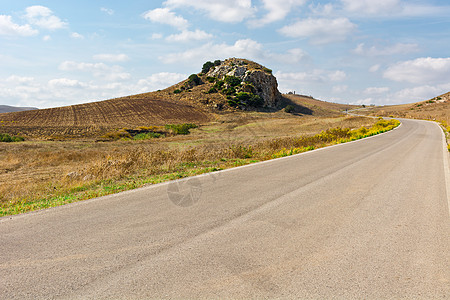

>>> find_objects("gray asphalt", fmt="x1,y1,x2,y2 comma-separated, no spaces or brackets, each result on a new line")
1,118,449,299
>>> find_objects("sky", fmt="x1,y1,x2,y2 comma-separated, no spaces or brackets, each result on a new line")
1,0,450,109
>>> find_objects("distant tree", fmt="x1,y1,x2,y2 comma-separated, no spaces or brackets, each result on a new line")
214,60,221,66
202,61,214,73
188,74,201,86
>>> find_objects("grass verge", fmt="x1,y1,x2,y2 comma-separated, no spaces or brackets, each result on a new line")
0,119,399,217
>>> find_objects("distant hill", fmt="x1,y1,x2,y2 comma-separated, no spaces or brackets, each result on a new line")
0,105,38,114
363,91,450,121
0,58,361,139
282,94,359,117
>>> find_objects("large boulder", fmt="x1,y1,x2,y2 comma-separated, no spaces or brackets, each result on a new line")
206,58,282,108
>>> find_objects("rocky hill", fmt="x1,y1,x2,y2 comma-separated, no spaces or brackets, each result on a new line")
149,58,283,112
0,58,326,139
204,58,282,108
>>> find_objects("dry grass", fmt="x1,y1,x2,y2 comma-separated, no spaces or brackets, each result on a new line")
0,114,383,216
361,92,450,123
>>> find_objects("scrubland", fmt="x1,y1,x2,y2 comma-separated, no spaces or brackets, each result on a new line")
0,113,398,216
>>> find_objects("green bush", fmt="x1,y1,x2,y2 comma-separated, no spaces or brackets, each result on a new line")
188,74,201,86
133,132,162,140
230,145,253,159
202,61,214,73
224,75,241,87
214,60,221,66
284,105,295,113
213,80,224,90
235,92,263,107
224,87,236,96
165,123,198,135
206,76,216,83
207,87,218,94
173,89,181,94
228,98,240,107
0,133,24,142
242,83,255,93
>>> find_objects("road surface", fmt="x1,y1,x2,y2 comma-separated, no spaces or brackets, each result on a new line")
1,118,449,299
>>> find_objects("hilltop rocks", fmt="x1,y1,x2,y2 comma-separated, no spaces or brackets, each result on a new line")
205,58,282,108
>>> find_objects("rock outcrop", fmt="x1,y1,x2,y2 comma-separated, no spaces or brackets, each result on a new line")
205,58,282,108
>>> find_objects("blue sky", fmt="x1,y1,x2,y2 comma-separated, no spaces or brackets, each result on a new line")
1,0,450,108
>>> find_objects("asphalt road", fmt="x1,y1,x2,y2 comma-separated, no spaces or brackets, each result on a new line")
1,118,449,299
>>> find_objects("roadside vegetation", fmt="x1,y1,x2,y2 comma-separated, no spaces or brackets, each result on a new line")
0,116,398,216
437,120,450,151
102,123,198,140
0,133,24,142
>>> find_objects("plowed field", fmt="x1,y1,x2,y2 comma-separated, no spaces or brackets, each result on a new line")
0,96,212,138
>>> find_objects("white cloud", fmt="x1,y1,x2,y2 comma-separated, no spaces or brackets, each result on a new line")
275,69,347,85
249,0,306,27
389,84,450,103
328,70,346,81
351,97,374,105
164,0,254,23
135,72,187,93
340,0,450,17
6,75,35,84
384,57,450,84
369,64,380,72
93,53,129,62
0,72,190,108
142,8,188,30
152,33,163,39
364,87,390,94
161,39,309,68
42,35,51,41
309,3,334,15
341,0,400,15
279,18,357,44
166,29,213,42
332,85,348,93
274,48,309,64
71,32,84,39
48,78,87,88
59,61,131,81
24,5,67,30
353,42,419,56
0,15,38,36
161,39,264,64
100,7,114,15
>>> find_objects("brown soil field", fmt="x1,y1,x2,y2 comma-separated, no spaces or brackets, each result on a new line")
0,96,212,138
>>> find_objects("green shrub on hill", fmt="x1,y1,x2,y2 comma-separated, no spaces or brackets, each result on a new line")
188,74,201,86
202,61,214,73
285,105,295,113
0,133,25,142
224,75,241,87
165,123,198,135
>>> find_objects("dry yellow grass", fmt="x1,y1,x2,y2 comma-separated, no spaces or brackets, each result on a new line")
361,92,450,123
0,114,377,215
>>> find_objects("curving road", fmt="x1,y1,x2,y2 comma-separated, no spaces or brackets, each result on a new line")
1,118,449,299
